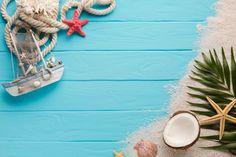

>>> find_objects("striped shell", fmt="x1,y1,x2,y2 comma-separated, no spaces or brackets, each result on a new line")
134,140,158,157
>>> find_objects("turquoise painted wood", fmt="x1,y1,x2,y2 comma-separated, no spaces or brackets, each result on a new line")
0,142,123,157
0,81,175,111
0,0,215,157
0,111,166,141
0,51,195,80
0,0,215,23
0,22,204,51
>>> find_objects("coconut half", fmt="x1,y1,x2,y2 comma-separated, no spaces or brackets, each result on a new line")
163,111,200,149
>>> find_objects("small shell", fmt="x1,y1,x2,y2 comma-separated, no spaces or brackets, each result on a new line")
16,0,59,17
134,140,158,157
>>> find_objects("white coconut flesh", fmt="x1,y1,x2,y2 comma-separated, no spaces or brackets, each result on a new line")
163,112,200,148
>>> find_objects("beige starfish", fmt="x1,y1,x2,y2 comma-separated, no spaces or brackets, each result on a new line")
200,97,236,140
114,150,124,157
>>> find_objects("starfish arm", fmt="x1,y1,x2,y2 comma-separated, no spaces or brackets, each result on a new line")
80,19,89,25
206,97,223,114
226,114,236,123
219,117,226,140
67,27,75,36
113,151,123,157
73,10,79,20
62,20,75,27
223,99,236,114
200,114,221,125
62,10,88,37
75,27,86,37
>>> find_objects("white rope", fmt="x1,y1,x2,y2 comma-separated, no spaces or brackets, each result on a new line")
1,0,116,63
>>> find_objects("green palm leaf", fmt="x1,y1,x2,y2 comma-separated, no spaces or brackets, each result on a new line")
231,48,236,96
202,132,236,142
189,47,236,154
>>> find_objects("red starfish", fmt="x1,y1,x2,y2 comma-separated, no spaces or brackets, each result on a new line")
62,10,89,37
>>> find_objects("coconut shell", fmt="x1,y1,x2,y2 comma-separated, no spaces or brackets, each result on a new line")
134,139,158,157
163,111,200,149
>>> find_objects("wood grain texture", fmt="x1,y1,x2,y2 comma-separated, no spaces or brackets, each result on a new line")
0,22,202,51
0,142,123,157
0,0,215,23
0,51,195,81
0,80,175,111
0,0,216,156
0,111,165,141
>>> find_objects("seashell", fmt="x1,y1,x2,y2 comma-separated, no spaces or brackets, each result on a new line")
16,0,59,17
134,139,158,157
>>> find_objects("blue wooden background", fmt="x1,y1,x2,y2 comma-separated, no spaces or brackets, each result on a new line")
0,0,215,156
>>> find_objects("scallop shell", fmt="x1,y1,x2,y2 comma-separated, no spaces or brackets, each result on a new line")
134,140,158,157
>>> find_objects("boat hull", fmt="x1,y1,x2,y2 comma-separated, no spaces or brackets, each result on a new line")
2,64,64,96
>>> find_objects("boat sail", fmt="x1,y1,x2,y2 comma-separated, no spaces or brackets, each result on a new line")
2,30,64,96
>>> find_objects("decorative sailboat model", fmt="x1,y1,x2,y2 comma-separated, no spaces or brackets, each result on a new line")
1,0,116,96
2,30,64,96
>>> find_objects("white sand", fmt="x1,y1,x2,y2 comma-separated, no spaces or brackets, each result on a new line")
124,0,236,156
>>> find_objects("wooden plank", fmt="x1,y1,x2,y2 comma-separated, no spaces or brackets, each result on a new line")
0,0,215,23
0,22,201,51
78,0,216,21
0,80,175,111
0,111,166,141
0,141,123,157
0,51,195,81
0,1,216,157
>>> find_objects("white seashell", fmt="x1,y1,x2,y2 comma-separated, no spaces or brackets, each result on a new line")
16,0,59,17
134,140,158,157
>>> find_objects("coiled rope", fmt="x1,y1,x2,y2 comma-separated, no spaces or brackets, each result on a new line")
1,0,116,62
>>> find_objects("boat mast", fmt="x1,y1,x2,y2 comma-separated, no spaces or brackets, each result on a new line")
10,33,26,76
10,43,15,79
29,30,48,69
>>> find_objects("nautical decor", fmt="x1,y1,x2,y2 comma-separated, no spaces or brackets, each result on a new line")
2,30,64,96
62,10,89,36
1,0,116,96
